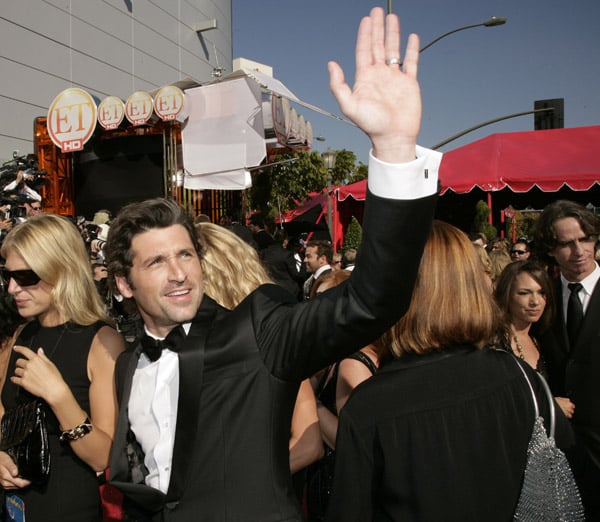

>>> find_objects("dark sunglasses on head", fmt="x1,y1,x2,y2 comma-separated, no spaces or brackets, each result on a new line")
0,268,42,287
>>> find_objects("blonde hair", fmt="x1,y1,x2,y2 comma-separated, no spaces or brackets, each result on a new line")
1,213,108,325
195,222,271,309
389,221,502,356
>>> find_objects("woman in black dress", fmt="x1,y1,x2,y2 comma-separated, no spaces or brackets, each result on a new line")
494,260,576,419
0,214,124,521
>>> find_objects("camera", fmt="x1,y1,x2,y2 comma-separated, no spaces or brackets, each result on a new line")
0,152,47,193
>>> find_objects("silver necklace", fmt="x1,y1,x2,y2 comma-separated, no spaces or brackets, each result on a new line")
513,334,525,361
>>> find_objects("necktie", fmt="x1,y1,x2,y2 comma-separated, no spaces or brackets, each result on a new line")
566,282,584,347
141,325,185,362
303,276,315,300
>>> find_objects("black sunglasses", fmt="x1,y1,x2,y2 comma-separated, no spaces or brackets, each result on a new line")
511,250,528,256
0,268,42,287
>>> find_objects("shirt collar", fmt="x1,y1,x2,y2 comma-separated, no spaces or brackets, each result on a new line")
144,322,191,340
560,262,600,296
314,264,332,279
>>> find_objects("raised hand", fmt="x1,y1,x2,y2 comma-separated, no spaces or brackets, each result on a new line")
328,7,421,164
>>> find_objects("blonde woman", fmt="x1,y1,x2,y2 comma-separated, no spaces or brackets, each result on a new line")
0,214,124,521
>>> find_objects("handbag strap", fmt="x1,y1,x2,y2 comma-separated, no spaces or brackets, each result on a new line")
511,356,556,438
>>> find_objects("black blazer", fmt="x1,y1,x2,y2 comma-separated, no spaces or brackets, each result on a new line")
540,277,600,468
327,347,574,522
109,192,437,521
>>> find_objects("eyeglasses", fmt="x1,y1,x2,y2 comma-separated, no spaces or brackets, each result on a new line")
511,250,528,256
30,206,42,211
0,268,42,287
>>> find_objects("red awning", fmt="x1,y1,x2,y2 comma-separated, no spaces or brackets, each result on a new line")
335,126,600,199
439,125,600,194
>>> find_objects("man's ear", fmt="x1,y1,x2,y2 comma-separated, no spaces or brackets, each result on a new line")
114,274,134,299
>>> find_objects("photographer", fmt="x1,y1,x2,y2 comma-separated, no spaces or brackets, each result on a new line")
0,153,46,232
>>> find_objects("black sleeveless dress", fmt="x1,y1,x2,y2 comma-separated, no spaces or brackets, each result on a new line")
305,351,378,521
1,321,104,522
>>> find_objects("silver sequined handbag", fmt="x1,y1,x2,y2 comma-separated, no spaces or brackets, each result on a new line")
513,360,585,521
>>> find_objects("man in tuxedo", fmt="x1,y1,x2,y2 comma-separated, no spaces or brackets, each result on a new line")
534,199,600,518
106,7,442,521
302,240,333,300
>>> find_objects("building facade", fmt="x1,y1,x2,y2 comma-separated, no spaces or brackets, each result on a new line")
0,0,232,162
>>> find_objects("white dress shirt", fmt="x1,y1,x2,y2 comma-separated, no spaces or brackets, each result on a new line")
129,323,190,493
560,262,600,319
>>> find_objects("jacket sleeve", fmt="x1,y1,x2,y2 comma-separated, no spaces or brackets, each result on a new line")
254,190,438,381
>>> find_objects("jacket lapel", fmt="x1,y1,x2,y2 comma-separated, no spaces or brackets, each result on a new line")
110,346,142,482
553,280,570,352
573,280,600,355
166,296,219,502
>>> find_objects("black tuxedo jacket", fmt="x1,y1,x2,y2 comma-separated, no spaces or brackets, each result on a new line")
540,277,600,469
109,192,437,521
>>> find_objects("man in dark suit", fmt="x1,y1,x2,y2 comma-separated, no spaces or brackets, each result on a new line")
534,199,600,518
302,239,333,300
106,7,442,521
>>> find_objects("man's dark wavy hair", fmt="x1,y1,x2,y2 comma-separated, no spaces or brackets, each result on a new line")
105,198,202,281
533,200,600,265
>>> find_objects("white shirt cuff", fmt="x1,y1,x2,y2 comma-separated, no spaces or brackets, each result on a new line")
368,145,442,200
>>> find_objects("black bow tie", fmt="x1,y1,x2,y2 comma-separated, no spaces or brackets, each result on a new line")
141,325,186,362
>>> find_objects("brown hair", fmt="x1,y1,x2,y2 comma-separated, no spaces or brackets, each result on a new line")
388,221,502,357
493,260,555,335
533,199,600,265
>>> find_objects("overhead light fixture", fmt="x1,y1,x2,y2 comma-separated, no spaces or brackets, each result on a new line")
193,19,217,34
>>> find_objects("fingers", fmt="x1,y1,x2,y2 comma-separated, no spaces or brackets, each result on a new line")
355,14,373,71
370,7,386,65
328,61,351,107
12,345,35,358
384,10,401,64
402,33,420,78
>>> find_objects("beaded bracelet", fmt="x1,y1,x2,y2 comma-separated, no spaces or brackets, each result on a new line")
59,417,93,443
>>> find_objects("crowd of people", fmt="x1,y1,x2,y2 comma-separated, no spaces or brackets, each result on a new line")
0,6,597,522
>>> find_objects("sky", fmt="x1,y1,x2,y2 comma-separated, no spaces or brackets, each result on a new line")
232,0,600,165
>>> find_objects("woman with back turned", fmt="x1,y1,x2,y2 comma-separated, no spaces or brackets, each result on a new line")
327,221,576,521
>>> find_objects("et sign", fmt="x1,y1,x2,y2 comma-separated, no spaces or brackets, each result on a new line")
47,88,97,152
98,96,125,130
125,91,154,126
154,85,185,121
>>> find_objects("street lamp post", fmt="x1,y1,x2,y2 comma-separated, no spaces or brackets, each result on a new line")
321,148,337,241
398,16,506,66
419,16,506,54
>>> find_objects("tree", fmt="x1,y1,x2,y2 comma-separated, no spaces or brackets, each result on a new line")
346,162,368,184
474,200,497,240
247,148,367,221
343,216,363,252
248,150,327,220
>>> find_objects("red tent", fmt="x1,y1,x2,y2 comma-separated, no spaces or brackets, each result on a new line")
438,125,600,194
282,126,600,249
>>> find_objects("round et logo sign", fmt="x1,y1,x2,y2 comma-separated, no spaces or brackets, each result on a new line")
125,91,154,126
154,86,186,121
98,96,125,130
47,88,98,152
